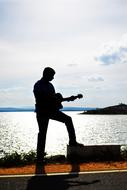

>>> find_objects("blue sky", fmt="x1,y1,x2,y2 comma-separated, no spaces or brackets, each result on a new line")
0,0,127,108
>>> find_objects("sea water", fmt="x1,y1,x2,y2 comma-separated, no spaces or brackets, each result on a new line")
0,111,127,157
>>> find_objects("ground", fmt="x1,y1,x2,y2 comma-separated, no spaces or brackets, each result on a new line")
0,161,127,175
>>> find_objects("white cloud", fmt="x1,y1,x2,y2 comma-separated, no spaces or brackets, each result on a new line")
0,85,34,107
95,34,127,65
88,75,104,82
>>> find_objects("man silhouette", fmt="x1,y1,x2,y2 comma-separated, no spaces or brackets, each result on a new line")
33,67,83,162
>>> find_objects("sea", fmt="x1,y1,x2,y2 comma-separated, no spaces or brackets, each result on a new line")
0,111,127,158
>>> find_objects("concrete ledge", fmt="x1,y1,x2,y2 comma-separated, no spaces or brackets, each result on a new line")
67,145,125,161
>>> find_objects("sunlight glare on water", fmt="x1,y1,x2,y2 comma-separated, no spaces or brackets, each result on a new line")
0,111,127,157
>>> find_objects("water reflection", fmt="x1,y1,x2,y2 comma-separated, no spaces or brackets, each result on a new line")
0,112,127,157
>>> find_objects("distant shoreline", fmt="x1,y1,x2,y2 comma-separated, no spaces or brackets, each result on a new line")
1,104,127,114
82,103,127,115
0,107,96,112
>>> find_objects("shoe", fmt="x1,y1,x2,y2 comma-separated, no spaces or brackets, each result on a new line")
69,142,84,147
75,142,84,147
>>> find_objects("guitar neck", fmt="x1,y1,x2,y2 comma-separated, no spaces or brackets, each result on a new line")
62,97,72,102
62,94,83,102
62,96,76,102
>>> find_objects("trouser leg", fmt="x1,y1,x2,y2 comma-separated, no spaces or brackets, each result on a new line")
50,111,77,145
36,114,49,162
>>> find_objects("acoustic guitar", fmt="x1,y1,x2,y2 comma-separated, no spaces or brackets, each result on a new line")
55,93,83,110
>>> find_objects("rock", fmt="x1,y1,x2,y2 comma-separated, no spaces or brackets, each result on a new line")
67,144,122,161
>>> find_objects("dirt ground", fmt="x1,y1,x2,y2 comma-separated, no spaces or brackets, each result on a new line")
0,161,127,175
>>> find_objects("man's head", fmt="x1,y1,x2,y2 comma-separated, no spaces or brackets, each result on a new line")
43,67,56,81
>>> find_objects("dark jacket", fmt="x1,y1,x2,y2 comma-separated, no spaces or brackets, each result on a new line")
33,78,62,114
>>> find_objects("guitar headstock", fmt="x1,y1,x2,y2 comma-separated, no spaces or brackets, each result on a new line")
77,94,83,99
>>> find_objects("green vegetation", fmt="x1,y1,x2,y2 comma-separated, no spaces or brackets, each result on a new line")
0,151,67,168
0,146,127,168
0,151,37,167
121,145,127,161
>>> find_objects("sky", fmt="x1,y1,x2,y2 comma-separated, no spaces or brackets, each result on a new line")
0,0,127,108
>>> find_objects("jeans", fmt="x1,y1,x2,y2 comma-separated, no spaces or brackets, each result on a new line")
36,110,77,161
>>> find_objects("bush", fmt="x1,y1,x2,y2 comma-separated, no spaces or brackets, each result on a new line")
0,151,36,167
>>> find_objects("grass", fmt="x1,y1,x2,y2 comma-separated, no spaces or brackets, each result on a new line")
0,151,37,167
0,151,68,168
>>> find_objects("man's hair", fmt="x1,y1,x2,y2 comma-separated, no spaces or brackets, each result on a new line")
43,67,55,77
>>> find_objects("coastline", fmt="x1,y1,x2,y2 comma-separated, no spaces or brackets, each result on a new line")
1,109,127,175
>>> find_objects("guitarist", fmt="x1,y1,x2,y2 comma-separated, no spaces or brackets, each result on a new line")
33,67,84,163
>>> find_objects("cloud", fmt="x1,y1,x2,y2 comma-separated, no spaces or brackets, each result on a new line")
1,0,127,107
88,75,104,82
67,63,78,67
0,84,34,107
95,34,127,65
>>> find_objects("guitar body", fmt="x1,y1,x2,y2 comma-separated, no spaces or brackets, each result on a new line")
55,93,64,110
